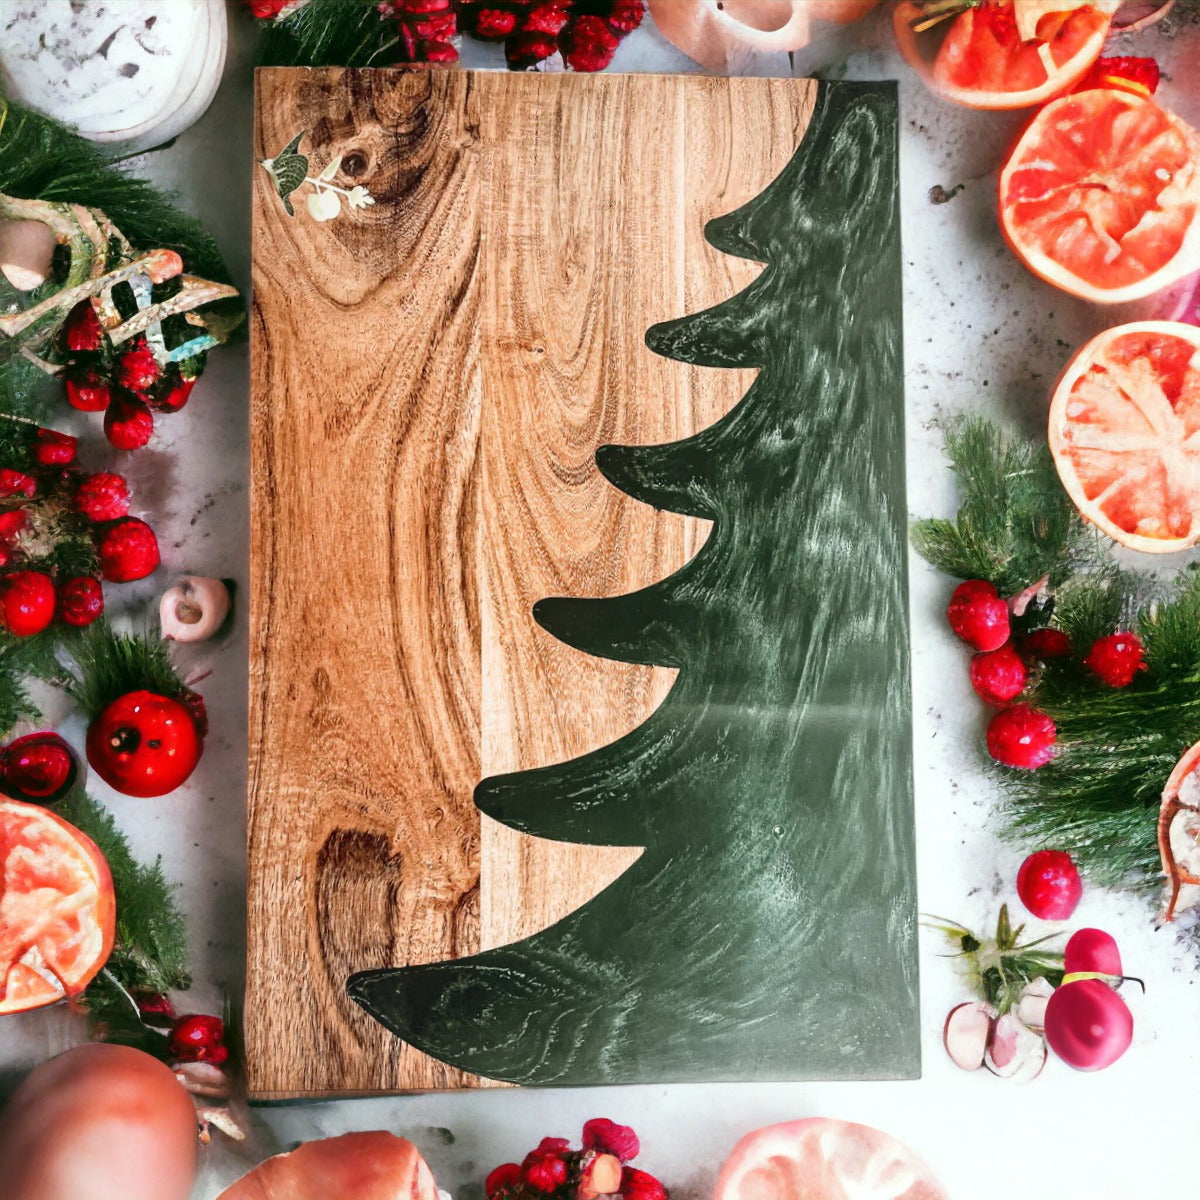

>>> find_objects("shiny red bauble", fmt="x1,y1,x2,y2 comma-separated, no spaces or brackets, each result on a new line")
0,732,79,803
85,690,202,798
0,571,57,637
1016,848,1082,920
169,1013,228,1065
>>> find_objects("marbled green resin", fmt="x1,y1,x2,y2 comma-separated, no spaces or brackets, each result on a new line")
350,80,920,1085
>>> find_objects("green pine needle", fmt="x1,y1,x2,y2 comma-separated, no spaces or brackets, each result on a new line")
56,789,191,998
66,622,187,721
911,413,1091,597
0,632,70,736
258,0,403,68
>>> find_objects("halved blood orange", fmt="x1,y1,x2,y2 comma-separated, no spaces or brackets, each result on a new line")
1,797,115,1014
1000,89,1200,303
1048,321,1200,552
1158,738,1200,922
894,0,1119,110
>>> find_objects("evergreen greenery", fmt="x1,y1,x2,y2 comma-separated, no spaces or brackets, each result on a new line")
66,621,188,720
258,0,401,67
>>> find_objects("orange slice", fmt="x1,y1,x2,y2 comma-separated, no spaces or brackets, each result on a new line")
1049,321,1200,553
1000,89,1200,303
0,798,115,1014
894,0,1118,110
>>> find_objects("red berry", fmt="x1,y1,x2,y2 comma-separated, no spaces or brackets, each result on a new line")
1044,979,1132,1071
0,571,56,637
522,2,570,35
607,0,645,34
411,10,456,39
86,689,203,797
946,579,1009,651
621,1167,667,1200
506,30,559,66
95,517,160,582
170,1013,228,1065
33,428,77,467
151,372,197,413
986,703,1056,769
64,365,113,412
74,472,131,522
104,393,155,450
582,1117,640,1162
1064,927,1123,978
0,732,78,802
115,338,161,393
969,642,1027,705
521,1138,570,1193
58,576,105,627
0,508,27,546
422,38,459,62
61,300,105,352
484,1163,521,1199
1016,849,1082,920
562,14,619,71
0,469,36,499
472,7,518,38
1084,632,1146,688
1019,627,1073,661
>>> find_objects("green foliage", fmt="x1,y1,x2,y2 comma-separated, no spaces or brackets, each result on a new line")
0,632,68,735
911,413,1089,597
258,0,401,67
66,622,186,720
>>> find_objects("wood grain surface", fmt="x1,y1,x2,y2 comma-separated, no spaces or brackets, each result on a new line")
249,69,817,1097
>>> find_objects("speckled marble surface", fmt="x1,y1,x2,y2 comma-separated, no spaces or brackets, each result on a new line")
4,4,1200,1197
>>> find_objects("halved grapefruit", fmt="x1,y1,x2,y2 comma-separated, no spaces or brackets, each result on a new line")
1048,321,1200,552
1000,89,1200,303
1,797,115,1014
1158,738,1200,922
713,1119,947,1200
894,0,1119,110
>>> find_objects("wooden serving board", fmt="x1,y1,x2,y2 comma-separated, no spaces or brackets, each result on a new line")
248,69,917,1098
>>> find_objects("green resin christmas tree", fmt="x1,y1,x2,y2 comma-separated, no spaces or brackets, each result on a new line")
350,81,920,1084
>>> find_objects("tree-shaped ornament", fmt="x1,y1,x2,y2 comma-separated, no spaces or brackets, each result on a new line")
350,82,919,1085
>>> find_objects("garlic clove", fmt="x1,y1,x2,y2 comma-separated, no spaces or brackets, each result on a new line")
159,576,231,642
0,218,57,291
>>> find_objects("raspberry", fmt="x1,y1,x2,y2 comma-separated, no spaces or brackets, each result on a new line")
33,428,77,467
74,473,131,523
0,469,36,499
411,9,456,38
58,576,105,627
422,38,459,61
986,704,1056,770
64,365,113,412
507,30,558,66
61,300,105,352
472,7,517,38
607,0,644,34
521,1138,570,1193
621,1167,667,1200
522,2,570,36
946,579,1009,652
95,517,160,582
115,337,161,394
151,371,197,413
561,14,619,71
1083,632,1146,688
582,1117,640,1162
104,393,155,450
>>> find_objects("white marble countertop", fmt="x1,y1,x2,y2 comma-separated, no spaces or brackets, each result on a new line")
4,4,1200,1198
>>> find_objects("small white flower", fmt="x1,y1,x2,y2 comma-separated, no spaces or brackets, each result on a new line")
348,185,375,209
307,190,342,222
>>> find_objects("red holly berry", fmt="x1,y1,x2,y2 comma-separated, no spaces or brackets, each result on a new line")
86,689,203,797
170,1013,228,1065
522,2,570,36
621,1167,667,1200
0,469,36,499
104,393,155,450
507,30,559,66
0,571,57,637
64,365,114,412
484,1163,522,1199
74,472,131,522
1084,632,1146,688
946,579,1009,652
58,576,105,627
115,337,161,393
0,732,79,803
582,1117,640,1162
33,428,77,467
562,14,619,71
61,300,106,353
95,517,160,582
521,1138,570,1193
1016,848,1082,920
472,6,518,38
986,704,1056,770
151,371,197,414
607,0,645,34
0,508,27,546
969,642,1027,705
1019,627,1073,661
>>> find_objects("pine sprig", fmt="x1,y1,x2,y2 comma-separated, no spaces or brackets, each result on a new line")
0,632,67,734
258,0,402,68
65,622,187,720
911,414,1090,597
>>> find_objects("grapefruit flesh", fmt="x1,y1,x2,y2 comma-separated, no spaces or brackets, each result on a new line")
894,0,1118,110
1049,321,1200,552
1000,90,1200,303
0,798,115,1014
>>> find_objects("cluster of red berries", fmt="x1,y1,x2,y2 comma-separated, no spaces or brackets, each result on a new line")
0,731,79,805
0,428,159,638
132,991,229,1066
486,1119,666,1200
59,300,199,451
946,579,1147,770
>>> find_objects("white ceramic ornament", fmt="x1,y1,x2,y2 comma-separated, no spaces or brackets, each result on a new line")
0,0,227,154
